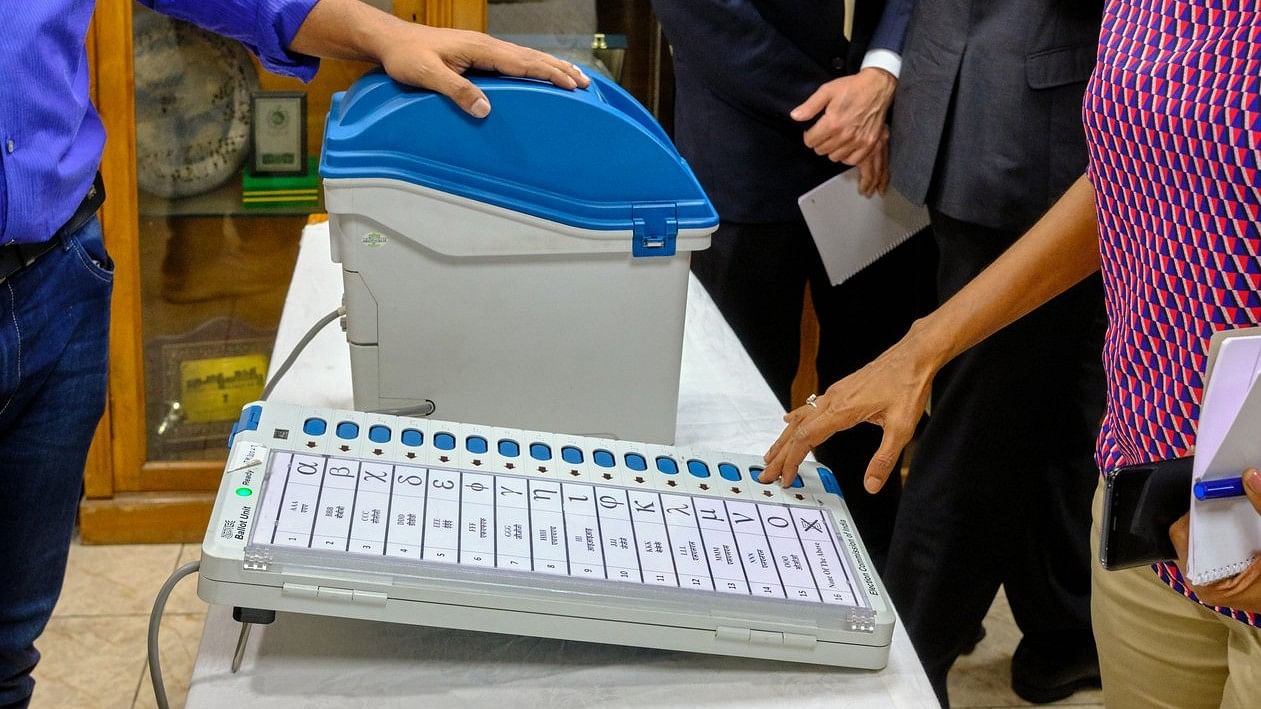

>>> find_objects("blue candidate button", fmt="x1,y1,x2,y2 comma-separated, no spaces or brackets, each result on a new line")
686,459,711,478
816,466,842,496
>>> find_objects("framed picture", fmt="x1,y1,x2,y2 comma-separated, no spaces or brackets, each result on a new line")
144,317,274,460
250,91,307,175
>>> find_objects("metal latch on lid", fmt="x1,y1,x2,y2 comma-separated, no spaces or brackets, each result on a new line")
632,203,679,258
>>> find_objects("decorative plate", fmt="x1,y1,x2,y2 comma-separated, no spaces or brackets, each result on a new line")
133,6,259,198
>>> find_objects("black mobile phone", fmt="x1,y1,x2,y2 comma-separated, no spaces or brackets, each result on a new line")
1100,456,1194,570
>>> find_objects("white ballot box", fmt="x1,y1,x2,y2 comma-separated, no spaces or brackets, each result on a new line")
321,70,719,444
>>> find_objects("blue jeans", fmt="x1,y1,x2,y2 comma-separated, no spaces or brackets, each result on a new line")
0,218,112,708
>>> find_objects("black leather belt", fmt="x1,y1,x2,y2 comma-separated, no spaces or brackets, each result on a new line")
0,172,106,285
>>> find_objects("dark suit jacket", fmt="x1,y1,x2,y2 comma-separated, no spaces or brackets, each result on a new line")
889,1,1104,232
654,0,912,223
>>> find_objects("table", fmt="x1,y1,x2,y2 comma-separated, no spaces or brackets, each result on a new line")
185,223,938,708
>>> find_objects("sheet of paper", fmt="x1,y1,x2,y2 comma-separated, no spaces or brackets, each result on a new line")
798,170,930,286
1187,332,1261,584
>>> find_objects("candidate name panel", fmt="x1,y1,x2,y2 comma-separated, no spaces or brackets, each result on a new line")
251,452,863,607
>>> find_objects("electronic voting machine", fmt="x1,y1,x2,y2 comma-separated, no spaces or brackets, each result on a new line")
200,402,895,669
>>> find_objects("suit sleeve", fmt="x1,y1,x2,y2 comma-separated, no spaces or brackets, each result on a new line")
868,0,915,54
139,0,321,80
650,0,833,121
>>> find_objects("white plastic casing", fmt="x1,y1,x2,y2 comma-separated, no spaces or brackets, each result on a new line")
325,177,714,445
201,402,895,670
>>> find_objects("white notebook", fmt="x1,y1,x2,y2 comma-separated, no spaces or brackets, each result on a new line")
1186,328,1261,584
798,171,929,287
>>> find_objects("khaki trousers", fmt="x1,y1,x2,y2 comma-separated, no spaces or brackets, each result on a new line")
1091,482,1261,707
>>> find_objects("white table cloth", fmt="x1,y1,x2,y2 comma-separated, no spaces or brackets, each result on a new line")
185,223,937,708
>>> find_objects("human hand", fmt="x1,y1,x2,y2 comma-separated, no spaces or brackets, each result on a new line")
376,24,589,118
1169,468,1261,613
760,325,939,490
854,125,889,197
791,68,896,165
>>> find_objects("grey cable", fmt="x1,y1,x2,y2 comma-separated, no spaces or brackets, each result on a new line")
263,305,437,416
371,400,437,418
149,560,201,709
260,307,343,401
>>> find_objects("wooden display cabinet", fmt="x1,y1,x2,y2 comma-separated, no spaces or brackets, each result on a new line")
80,0,487,543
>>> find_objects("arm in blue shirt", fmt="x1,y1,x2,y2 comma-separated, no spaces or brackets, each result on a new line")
143,0,588,115
139,0,321,80
0,0,587,245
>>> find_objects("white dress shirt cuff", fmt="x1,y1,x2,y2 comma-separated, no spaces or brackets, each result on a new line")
860,49,903,80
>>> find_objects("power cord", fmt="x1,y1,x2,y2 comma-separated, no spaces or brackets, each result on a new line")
263,305,437,415
372,401,437,417
148,560,200,709
261,306,344,400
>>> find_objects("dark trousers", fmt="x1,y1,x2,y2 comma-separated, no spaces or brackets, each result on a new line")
0,218,112,708
884,211,1106,706
691,218,936,568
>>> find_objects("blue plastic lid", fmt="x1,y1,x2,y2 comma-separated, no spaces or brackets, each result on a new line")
321,69,718,234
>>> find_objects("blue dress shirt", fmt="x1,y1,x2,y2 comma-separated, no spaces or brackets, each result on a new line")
0,0,319,245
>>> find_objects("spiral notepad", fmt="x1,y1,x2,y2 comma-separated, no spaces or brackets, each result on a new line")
1186,329,1261,584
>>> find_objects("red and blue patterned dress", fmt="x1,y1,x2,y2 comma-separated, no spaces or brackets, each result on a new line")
1085,0,1261,627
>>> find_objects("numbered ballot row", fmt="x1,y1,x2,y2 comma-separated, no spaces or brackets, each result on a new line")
250,453,863,606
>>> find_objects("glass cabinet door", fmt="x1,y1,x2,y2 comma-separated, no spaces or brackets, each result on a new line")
82,0,486,542
132,2,323,462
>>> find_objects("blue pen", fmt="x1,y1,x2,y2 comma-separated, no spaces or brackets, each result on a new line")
1193,477,1246,500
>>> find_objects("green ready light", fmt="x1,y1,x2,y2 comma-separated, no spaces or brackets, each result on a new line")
235,487,253,497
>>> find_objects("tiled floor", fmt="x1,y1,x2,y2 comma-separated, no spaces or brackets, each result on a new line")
29,540,1104,709
30,543,205,709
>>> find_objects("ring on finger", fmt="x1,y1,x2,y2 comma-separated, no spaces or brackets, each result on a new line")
805,394,818,409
